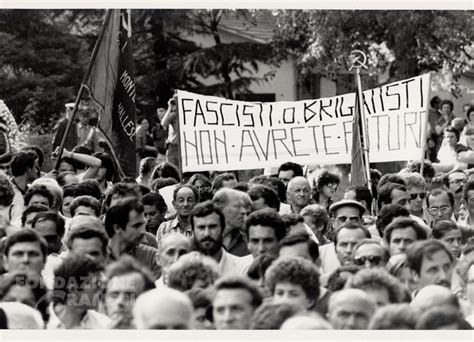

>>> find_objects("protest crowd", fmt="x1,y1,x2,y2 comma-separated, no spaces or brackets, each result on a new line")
0,93,471,331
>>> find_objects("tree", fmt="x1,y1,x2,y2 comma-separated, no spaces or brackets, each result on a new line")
0,10,90,130
272,10,474,95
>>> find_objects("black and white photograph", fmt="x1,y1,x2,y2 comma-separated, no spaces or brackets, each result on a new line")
0,4,472,334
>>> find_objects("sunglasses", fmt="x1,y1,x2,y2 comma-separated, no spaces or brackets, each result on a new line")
353,255,383,266
409,192,427,201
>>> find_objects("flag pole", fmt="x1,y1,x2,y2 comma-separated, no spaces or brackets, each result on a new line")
419,73,432,177
349,50,372,197
54,10,113,171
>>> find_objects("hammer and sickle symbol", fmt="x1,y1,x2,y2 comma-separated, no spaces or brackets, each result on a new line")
349,50,368,71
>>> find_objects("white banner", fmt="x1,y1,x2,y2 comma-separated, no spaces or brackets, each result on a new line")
177,74,430,172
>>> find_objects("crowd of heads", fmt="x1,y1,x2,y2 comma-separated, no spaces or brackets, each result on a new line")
0,125,473,330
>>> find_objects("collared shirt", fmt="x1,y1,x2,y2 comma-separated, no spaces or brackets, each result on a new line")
319,243,340,275
218,249,252,277
222,229,250,257
156,217,193,247
47,306,111,329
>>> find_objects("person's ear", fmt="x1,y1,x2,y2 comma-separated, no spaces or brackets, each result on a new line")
3,255,9,272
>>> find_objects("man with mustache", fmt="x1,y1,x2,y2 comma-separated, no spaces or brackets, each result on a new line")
444,171,467,219
191,201,251,277
406,240,455,290
105,197,161,280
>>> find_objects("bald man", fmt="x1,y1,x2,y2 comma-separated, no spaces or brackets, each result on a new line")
157,233,192,286
133,287,193,329
327,289,377,329
286,177,312,214
410,285,462,314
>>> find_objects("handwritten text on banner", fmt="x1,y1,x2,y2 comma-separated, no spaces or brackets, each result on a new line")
177,74,430,172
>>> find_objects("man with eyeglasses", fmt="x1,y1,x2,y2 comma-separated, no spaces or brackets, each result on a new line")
426,188,455,226
319,199,368,274
351,239,390,269
443,171,467,219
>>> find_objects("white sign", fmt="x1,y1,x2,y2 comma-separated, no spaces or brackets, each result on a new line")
177,74,430,172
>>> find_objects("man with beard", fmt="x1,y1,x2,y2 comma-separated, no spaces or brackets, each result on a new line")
406,240,455,290
105,197,161,280
444,171,467,219
286,177,312,214
190,201,251,277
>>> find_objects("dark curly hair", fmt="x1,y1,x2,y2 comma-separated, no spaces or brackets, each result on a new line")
265,256,320,302
0,172,14,206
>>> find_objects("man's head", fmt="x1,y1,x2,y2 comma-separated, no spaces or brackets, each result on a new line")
10,150,40,182
133,287,193,329
190,201,225,257
21,204,50,229
278,162,303,187
351,239,390,269
327,289,376,329
410,285,460,314
345,268,405,307
69,195,101,218
444,171,467,199
426,189,455,224
431,220,462,258
406,240,454,289
383,217,427,256
368,304,417,330
104,255,156,324
66,226,109,267
185,288,213,329
212,276,263,330
172,184,199,219
334,223,370,265
247,184,280,211
52,254,104,311
463,180,474,215
159,233,192,274
443,126,459,148
286,177,311,212
329,199,366,230
142,192,167,226
105,197,146,253
300,204,329,239
3,229,47,275
31,212,65,255
279,233,319,264
210,173,237,193
213,188,248,235
377,183,410,212
265,256,320,312
399,172,427,215
24,185,54,209
245,208,287,259
344,186,373,214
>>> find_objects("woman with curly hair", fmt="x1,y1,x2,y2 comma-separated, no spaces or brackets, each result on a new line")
311,170,340,211
166,251,220,292
0,171,21,234
265,256,320,313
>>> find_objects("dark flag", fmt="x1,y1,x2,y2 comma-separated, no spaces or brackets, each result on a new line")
351,93,368,187
84,9,137,178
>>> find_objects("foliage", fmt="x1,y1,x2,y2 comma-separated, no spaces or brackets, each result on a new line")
272,10,474,95
0,10,90,130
